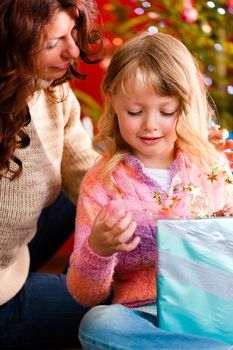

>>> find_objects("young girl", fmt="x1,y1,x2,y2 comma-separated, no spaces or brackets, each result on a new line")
67,32,233,349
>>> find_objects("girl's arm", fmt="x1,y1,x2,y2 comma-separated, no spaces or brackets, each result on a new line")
66,182,116,307
67,184,139,306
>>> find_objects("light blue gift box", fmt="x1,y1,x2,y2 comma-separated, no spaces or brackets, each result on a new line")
156,217,233,345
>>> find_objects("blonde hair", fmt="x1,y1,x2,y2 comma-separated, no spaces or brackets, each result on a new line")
93,31,221,184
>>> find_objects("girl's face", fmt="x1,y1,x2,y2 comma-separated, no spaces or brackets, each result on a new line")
111,79,179,169
36,9,80,80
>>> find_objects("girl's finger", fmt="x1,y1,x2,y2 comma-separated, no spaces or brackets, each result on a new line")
114,220,137,244
104,209,125,229
95,206,107,222
117,236,141,253
223,206,233,216
214,210,224,217
111,212,133,235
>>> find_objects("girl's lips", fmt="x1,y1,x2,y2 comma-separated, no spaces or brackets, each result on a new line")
139,136,163,145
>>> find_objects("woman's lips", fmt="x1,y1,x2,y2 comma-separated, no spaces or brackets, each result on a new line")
53,63,71,70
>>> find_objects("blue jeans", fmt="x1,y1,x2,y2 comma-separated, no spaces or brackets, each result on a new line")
0,273,88,349
79,304,233,350
0,192,88,348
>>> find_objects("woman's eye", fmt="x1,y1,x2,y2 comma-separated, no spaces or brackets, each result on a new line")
45,39,58,49
128,111,141,116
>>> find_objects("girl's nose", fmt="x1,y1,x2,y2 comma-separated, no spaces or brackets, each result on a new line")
143,114,158,131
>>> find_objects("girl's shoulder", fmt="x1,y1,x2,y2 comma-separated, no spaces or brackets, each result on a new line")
84,156,130,180
181,151,233,189
179,150,230,172
81,156,133,193
80,157,121,201
81,156,108,188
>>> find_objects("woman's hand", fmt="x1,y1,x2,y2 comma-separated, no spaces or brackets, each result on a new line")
209,125,233,169
88,203,140,257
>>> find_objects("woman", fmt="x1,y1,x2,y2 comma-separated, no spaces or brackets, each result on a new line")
0,0,102,348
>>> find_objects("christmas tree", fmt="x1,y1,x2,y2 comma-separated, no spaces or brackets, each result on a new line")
71,0,233,130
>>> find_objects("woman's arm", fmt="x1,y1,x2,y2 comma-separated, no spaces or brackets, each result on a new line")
61,85,98,203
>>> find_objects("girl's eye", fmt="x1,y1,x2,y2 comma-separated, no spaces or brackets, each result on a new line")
45,39,59,49
161,111,176,117
128,111,142,116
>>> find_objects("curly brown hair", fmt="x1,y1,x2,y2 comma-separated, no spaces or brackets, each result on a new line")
0,0,102,179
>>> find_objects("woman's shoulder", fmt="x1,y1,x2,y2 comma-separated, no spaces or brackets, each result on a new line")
29,83,75,107
51,83,78,105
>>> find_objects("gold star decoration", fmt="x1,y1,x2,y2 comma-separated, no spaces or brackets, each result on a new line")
206,172,218,182
224,177,233,185
151,164,233,218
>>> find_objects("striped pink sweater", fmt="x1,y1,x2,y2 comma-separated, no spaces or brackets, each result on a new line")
67,151,233,307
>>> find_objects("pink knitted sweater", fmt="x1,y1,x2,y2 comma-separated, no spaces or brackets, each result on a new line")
67,151,233,308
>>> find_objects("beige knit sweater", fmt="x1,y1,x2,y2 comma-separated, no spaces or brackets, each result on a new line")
0,83,98,305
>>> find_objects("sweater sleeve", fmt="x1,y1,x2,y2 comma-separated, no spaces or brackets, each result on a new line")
60,85,98,204
67,163,117,306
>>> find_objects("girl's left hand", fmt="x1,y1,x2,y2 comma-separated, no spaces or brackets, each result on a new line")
224,140,233,169
222,205,233,216
214,205,233,216
209,125,233,169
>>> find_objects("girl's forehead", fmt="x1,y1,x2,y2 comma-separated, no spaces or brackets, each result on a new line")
118,73,157,96
114,75,181,106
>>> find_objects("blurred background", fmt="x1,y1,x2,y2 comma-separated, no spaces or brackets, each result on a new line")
71,0,233,132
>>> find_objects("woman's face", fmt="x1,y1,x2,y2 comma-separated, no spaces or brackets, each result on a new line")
36,9,80,80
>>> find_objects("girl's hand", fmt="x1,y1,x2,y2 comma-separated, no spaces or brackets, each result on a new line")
222,205,233,216
224,140,233,169
209,125,233,169
214,205,233,217
88,203,140,257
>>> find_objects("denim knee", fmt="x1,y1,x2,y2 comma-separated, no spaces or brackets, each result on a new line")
79,304,129,349
78,304,233,350
80,304,124,335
